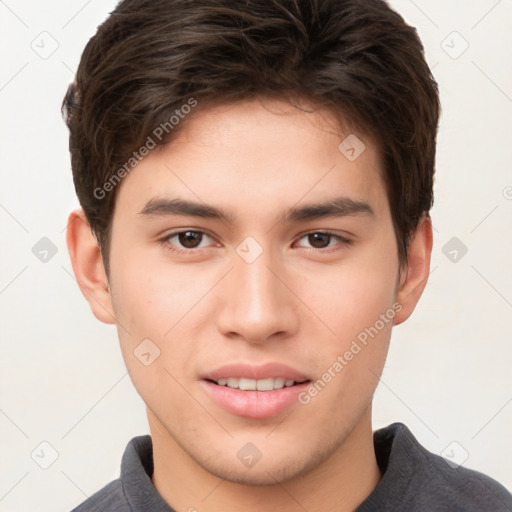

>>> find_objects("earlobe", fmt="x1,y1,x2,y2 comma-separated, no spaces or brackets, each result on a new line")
66,209,116,325
393,215,433,326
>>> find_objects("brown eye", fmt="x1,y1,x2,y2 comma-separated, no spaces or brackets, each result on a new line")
307,232,332,249
177,231,203,248
160,230,214,253
295,231,352,252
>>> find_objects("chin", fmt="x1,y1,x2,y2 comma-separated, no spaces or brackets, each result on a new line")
194,446,328,486
207,461,307,486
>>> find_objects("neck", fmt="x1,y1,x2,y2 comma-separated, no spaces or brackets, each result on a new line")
149,406,381,512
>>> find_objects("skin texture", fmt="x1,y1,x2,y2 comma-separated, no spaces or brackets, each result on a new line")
67,98,432,512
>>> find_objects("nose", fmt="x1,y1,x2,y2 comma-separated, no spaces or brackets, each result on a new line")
216,245,299,345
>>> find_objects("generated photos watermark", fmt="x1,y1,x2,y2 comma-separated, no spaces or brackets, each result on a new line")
93,97,198,200
298,301,402,405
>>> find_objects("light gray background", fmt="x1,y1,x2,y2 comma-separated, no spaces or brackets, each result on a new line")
1,1,511,511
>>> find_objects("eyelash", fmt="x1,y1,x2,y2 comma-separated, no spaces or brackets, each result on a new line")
158,229,352,255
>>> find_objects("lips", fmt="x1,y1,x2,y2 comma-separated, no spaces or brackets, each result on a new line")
203,362,309,383
201,363,311,419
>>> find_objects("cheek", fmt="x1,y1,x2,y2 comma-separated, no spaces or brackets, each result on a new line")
297,258,397,418
301,239,399,341
108,254,202,415
109,248,205,336
108,247,220,388
293,234,399,409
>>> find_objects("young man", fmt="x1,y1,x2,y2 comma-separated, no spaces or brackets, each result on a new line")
63,0,512,510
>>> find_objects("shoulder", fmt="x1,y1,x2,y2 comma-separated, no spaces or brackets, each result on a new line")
68,435,155,512
365,423,512,512
69,478,129,512
413,439,512,511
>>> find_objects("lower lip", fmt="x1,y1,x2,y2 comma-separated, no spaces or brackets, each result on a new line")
201,380,310,419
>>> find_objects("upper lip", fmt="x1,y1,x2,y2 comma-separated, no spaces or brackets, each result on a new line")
203,363,310,382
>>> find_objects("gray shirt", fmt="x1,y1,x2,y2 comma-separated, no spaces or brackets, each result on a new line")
70,422,512,511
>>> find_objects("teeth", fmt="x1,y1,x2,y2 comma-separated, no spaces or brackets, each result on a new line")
274,378,285,389
227,377,239,388
239,378,256,390
256,378,274,391
215,377,297,391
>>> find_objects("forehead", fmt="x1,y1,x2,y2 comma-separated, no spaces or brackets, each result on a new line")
113,98,388,224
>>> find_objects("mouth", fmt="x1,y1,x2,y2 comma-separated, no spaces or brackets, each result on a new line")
200,363,311,419
208,377,309,391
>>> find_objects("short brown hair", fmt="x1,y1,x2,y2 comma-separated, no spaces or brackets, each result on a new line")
63,0,440,275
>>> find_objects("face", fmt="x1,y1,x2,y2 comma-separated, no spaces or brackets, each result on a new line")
103,98,403,484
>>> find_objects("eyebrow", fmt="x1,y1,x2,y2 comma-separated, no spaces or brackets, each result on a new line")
138,196,374,223
139,198,234,223
283,196,374,222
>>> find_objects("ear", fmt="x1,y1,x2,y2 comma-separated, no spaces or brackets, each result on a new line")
66,209,116,324
393,215,433,326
